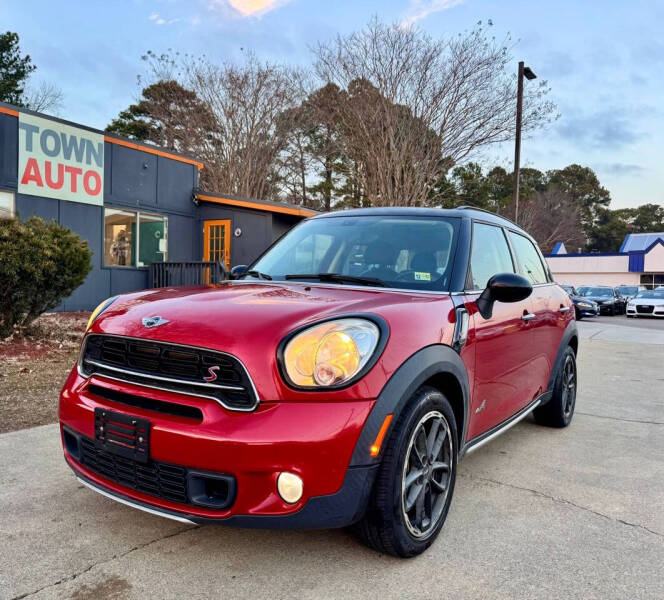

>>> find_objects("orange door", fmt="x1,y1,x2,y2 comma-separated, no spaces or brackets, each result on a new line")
203,220,231,270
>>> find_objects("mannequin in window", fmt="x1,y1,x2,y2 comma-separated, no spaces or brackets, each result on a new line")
111,229,131,266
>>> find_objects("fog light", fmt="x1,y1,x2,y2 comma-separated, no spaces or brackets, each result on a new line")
277,472,303,504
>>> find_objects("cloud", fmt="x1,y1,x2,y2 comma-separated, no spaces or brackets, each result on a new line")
148,13,181,26
556,107,641,149
594,163,646,177
223,0,292,18
401,0,464,27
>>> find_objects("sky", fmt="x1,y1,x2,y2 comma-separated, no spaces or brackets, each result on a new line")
2,0,662,209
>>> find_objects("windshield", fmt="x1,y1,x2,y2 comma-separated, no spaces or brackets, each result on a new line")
617,286,638,295
248,215,460,291
561,285,575,294
577,287,613,297
635,290,664,299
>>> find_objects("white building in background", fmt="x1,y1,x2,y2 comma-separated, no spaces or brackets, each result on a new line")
545,233,664,289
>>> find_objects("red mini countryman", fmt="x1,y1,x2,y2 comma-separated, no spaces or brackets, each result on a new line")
60,207,578,557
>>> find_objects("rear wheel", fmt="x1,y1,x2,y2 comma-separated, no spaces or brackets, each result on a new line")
354,387,457,558
534,347,577,428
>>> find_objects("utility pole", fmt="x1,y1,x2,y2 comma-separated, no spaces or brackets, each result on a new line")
513,61,537,224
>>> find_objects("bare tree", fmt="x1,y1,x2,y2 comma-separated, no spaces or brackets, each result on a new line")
518,187,585,254
313,19,556,206
23,80,63,114
184,54,305,199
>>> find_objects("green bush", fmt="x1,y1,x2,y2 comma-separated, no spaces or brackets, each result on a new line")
0,216,92,338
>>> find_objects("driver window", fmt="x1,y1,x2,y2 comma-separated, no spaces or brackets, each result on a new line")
469,223,515,290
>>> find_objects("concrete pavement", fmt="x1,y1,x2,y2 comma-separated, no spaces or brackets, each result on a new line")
1,321,663,599
578,315,664,345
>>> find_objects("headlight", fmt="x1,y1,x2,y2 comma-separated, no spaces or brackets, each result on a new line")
578,302,592,308
86,296,118,331
282,318,382,387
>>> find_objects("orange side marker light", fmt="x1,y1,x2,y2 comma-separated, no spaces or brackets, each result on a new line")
370,414,393,457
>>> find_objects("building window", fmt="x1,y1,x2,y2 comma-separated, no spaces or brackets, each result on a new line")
640,274,664,289
104,208,168,268
0,190,15,218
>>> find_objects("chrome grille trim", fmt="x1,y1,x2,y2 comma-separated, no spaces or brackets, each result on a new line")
83,359,245,392
78,334,260,412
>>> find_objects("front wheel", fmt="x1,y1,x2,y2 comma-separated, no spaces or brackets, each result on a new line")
534,347,577,428
354,387,457,557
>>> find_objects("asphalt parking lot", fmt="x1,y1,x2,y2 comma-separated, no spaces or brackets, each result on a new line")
1,320,663,600
592,313,664,330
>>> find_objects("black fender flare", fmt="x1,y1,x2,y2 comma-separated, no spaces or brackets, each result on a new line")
545,319,578,397
349,344,470,467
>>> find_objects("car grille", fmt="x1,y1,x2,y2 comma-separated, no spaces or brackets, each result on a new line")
80,334,258,411
76,434,236,509
636,305,654,314
79,436,189,504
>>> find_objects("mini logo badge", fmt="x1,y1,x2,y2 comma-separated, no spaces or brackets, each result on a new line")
204,365,220,382
141,315,169,328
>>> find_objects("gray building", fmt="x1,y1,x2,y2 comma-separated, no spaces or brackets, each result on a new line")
0,103,316,310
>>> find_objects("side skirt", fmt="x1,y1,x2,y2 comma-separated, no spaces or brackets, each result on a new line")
460,391,552,457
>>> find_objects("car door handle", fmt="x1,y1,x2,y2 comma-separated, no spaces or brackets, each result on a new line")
521,313,537,321
558,306,571,313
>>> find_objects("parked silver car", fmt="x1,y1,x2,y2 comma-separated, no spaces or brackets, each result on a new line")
626,289,664,318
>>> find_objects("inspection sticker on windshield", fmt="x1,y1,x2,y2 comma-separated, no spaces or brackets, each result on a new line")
414,272,431,281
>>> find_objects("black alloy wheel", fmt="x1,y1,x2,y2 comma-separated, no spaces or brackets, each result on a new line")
534,346,577,428
400,411,454,538
354,387,458,557
560,354,576,420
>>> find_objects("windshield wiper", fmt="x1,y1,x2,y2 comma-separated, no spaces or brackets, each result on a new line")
284,273,386,287
243,270,272,280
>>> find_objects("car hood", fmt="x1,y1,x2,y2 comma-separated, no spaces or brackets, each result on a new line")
573,297,597,305
630,297,664,306
92,281,446,353
581,295,613,302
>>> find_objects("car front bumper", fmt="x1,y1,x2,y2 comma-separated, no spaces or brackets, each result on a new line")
59,368,377,528
626,306,664,317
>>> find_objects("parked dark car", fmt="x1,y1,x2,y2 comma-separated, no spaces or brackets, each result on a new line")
560,285,600,319
616,285,646,303
576,286,625,315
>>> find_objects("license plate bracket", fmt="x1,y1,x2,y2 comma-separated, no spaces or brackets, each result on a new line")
94,408,150,463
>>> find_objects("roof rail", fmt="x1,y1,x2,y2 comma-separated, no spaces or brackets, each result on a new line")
456,205,520,228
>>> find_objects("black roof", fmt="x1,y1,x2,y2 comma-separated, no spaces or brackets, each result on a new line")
312,206,523,232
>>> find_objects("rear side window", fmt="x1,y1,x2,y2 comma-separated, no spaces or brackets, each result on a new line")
469,223,514,290
508,231,548,284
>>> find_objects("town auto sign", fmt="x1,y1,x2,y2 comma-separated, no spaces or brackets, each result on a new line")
18,113,104,205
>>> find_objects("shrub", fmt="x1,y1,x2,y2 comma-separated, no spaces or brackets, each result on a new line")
0,216,92,338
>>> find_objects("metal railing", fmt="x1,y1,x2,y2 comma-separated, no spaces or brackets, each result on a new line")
148,261,229,288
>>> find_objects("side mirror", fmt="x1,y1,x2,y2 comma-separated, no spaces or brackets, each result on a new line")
476,272,533,320
230,265,248,279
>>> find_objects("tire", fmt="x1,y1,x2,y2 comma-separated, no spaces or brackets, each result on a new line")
354,387,458,558
610,305,616,316
534,346,577,428
575,307,582,321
